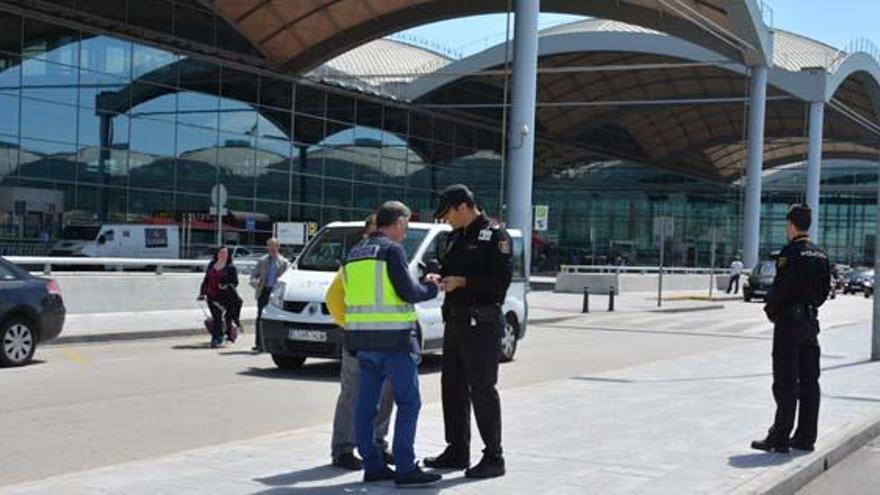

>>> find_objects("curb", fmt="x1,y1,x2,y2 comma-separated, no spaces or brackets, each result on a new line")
732,412,880,494
650,304,725,313
50,319,257,346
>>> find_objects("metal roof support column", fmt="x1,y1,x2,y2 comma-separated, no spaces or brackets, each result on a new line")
505,0,539,278
743,65,768,268
873,160,880,360
806,101,824,240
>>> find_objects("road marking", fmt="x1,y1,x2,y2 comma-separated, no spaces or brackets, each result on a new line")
60,348,91,367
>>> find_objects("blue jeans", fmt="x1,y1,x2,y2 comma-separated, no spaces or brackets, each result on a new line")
355,349,421,476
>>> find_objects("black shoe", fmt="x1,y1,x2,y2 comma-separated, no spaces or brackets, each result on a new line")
465,455,505,479
381,449,395,466
251,346,263,353
364,465,395,482
395,466,441,487
790,438,815,452
751,438,790,453
332,453,363,470
423,448,469,470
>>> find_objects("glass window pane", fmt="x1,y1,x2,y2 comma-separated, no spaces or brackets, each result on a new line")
177,91,217,128
256,171,290,203
22,19,79,66
260,76,292,110
22,58,78,105
175,5,214,46
78,111,129,149
0,89,19,138
19,139,77,182
295,85,325,117
132,43,177,82
80,36,131,78
326,93,355,123
20,98,77,144
131,87,177,123
81,69,128,110
0,13,22,55
128,0,174,36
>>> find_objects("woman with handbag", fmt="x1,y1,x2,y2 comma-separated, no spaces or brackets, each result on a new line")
198,246,240,348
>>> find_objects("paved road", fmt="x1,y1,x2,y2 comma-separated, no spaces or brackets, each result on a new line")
0,293,872,488
798,434,880,495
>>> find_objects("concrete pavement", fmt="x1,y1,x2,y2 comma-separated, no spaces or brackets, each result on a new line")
6,295,879,494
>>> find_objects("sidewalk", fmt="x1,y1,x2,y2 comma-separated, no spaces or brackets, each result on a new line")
11,317,880,493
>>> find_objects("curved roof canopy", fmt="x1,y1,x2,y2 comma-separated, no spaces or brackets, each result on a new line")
397,19,880,182
202,0,772,71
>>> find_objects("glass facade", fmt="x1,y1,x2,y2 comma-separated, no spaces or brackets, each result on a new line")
0,9,876,269
0,11,504,256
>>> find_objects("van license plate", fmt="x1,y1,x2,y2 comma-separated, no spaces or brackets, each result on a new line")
288,329,327,342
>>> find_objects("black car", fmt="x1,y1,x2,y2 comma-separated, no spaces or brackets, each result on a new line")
843,268,874,295
743,259,776,302
0,257,65,366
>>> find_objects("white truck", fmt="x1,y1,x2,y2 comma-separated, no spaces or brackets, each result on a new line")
51,224,180,259
259,221,528,370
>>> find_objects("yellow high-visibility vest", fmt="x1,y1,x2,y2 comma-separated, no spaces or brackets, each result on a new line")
342,245,416,332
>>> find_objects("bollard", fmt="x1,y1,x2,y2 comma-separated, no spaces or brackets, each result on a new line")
582,286,590,313
608,286,615,312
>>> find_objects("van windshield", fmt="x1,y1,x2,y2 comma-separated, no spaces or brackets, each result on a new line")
298,226,428,272
755,260,777,276
61,225,101,241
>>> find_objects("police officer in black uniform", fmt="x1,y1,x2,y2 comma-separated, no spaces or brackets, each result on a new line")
423,184,512,479
752,204,831,453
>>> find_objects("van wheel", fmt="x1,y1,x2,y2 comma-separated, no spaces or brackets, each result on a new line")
272,354,306,370
1,317,36,367
500,313,519,363
743,294,752,303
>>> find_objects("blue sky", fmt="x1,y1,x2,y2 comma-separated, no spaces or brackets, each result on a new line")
395,1,880,58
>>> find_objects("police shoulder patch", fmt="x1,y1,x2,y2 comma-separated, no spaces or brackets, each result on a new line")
478,229,492,241
498,239,511,254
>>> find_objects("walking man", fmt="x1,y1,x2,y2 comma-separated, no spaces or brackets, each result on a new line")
327,214,395,470
343,201,441,486
727,255,744,294
249,238,289,352
424,184,513,479
752,204,831,453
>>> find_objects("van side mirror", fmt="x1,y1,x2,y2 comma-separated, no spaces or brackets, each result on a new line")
97,235,106,245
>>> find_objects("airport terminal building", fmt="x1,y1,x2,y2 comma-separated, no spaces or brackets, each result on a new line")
0,1,877,268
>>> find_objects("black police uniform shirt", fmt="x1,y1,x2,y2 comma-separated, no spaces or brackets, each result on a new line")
439,213,513,308
764,235,831,323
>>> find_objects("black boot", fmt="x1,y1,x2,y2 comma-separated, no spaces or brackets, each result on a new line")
465,455,505,479
395,466,441,486
364,465,395,482
423,447,469,470
751,437,790,453
789,437,815,452
331,452,363,470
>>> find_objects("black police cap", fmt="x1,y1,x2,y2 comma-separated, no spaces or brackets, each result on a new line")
434,184,475,219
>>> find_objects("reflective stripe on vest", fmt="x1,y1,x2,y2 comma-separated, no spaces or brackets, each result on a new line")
342,255,416,332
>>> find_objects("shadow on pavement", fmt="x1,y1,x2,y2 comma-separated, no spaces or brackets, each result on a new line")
254,464,348,486
728,450,808,469
254,470,472,494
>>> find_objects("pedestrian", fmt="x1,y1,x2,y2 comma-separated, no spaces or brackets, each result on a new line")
727,255,744,294
198,246,240,348
424,184,512,479
325,214,396,471
751,204,831,453
249,238,290,352
342,201,442,486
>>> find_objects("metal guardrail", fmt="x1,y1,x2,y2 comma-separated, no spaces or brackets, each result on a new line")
6,256,257,275
559,265,733,275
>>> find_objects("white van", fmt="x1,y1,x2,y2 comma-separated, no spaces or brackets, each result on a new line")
260,222,528,370
51,224,180,259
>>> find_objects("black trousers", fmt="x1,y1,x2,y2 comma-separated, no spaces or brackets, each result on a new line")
768,316,821,446
440,305,503,457
256,288,271,349
727,274,740,294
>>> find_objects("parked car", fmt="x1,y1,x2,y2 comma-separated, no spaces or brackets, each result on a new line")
842,268,874,295
864,274,874,298
743,258,777,302
0,257,65,366
260,221,528,370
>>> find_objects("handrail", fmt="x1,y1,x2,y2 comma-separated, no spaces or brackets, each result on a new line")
559,265,737,275
6,256,257,275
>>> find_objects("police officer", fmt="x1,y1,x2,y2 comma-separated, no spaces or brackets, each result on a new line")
752,204,831,453
424,184,513,479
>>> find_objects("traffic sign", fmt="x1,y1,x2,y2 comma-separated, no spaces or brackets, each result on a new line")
210,184,228,207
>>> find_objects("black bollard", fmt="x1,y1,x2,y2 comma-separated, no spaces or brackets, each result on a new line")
608,286,615,312
582,286,590,313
